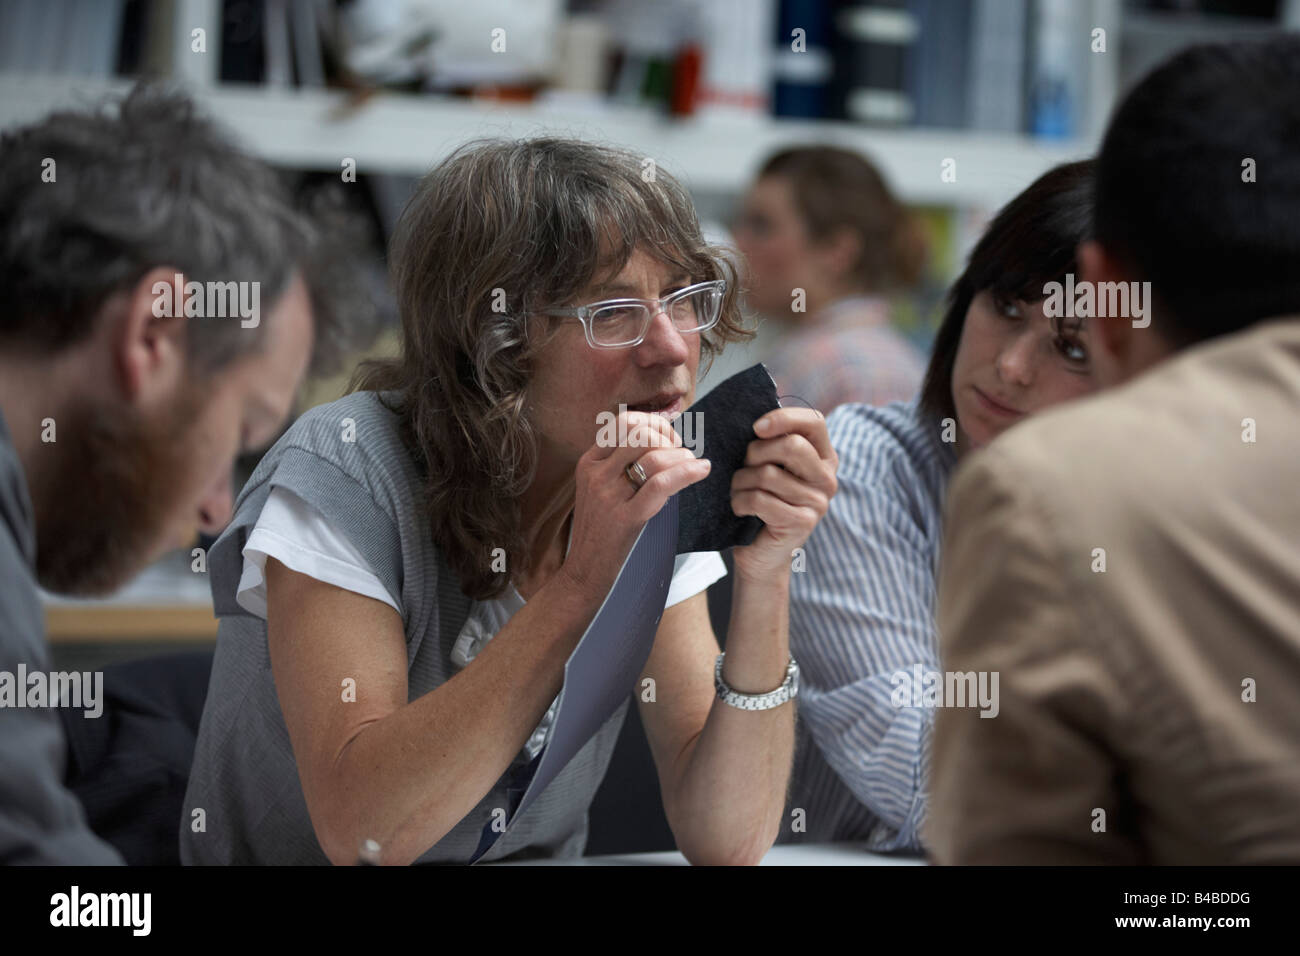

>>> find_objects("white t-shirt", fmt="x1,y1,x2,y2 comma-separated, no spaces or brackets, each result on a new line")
235,487,727,760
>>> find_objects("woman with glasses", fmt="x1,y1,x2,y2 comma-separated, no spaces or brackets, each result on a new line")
182,138,838,865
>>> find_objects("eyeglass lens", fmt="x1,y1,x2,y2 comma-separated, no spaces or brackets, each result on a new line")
588,286,720,345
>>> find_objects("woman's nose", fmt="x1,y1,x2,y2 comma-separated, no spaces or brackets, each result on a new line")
196,471,235,536
996,330,1038,387
635,308,691,365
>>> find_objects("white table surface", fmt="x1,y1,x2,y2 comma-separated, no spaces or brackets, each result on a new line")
500,843,927,866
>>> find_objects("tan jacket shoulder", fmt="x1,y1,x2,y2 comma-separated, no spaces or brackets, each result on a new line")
930,317,1300,864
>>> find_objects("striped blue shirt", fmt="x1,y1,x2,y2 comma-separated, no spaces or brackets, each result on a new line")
782,398,956,852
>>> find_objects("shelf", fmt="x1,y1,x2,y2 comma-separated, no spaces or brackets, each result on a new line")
40,546,216,643
0,75,1093,208
44,604,218,643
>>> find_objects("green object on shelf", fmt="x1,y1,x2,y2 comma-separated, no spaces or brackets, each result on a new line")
642,57,671,106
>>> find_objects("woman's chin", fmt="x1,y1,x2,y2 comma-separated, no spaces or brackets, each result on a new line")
955,418,997,453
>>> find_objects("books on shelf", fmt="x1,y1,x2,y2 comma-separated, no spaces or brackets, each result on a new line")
771,0,834,119
1028,0,1085,139
832,0,918,125
697,0,777,117
768,0,1085,136
0,0,1089,137
906,0,970,130
0,0,128,77
967,0,1028,134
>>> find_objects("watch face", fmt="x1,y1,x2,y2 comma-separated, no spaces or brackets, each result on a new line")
790,662,800,698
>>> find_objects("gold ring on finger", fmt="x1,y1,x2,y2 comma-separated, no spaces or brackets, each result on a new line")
625,460,649,490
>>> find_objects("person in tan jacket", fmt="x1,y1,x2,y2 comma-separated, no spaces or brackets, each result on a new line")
929,37,1300,864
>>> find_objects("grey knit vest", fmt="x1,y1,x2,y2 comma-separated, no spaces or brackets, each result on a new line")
180,391,628,864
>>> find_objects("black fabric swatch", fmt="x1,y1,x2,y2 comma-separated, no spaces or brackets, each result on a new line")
674,363,781,554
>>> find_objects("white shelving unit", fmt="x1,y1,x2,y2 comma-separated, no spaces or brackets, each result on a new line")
0,0,1136,209
0,74,1094,209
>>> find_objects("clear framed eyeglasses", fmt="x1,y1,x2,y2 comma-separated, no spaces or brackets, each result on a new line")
543,279,726,349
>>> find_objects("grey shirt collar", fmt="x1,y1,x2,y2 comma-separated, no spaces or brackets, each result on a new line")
0,404,37,568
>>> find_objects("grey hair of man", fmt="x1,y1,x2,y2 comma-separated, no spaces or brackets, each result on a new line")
0,82,371,378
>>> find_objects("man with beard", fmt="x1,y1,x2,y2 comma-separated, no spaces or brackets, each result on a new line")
0,85,364,863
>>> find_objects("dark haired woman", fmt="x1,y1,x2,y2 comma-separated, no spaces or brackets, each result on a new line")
780,160,1098,851
733,145,929,413
182,138,838,865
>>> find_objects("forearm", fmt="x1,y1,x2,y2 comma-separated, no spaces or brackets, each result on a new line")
310,579,599,865
665,568,795,865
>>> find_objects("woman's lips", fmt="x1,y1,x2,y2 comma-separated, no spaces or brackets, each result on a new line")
628,396,684,417
973,386,1022,418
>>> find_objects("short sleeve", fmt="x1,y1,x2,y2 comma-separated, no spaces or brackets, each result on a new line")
666,551,726,608
235,486,400,619
238,487,722,619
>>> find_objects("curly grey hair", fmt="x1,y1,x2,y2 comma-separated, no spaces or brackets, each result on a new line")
354,137,752,600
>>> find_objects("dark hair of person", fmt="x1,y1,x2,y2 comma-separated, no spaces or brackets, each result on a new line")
758,145,927,291
919,159,1096,424
1094,36,1300,346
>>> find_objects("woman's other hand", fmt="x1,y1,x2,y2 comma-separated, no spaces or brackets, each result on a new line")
730,407,838,581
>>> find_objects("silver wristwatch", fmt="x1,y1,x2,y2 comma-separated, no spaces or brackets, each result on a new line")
714,653,800,711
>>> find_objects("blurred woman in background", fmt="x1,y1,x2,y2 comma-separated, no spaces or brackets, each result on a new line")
733,145,929,413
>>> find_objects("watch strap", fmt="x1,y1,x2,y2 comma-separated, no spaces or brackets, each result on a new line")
713,653,799,711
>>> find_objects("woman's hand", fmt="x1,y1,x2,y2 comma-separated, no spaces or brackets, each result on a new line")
559,410,711,604
730,407,838,581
